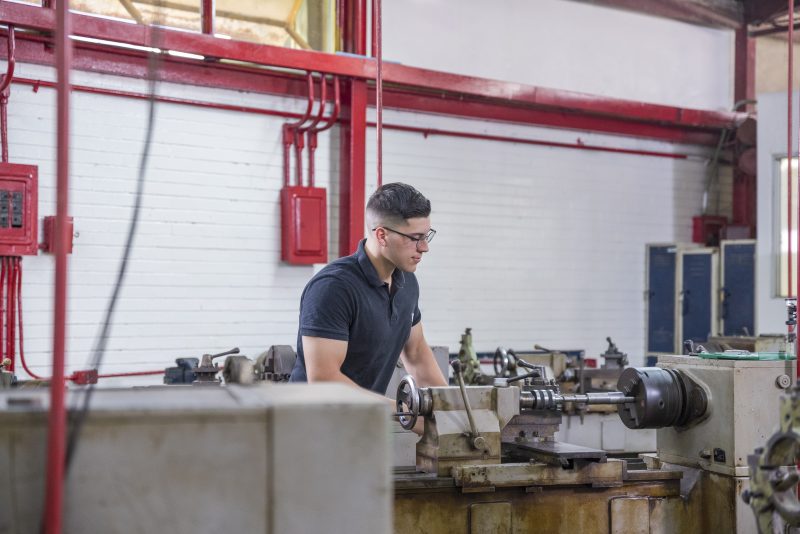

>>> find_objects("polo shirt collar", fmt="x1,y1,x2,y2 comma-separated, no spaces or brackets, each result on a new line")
356,239,406,289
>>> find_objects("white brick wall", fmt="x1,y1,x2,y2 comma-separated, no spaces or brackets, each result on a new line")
5,61,711,385
383,0,734,110
366,110,709,364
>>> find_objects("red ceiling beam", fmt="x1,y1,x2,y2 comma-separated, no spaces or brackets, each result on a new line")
570,0,742,28
0,1,744,146
745,0,796,25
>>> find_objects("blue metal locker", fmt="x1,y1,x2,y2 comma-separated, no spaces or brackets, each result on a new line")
647,245,677,354
720,240,756,336
679,249,718,345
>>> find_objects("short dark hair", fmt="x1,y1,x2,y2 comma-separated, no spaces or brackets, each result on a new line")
366,182,431,228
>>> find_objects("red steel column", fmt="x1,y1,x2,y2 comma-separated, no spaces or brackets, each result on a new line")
201,0,215,35
732,27,756,235
338,0,368,256
43,0,71,531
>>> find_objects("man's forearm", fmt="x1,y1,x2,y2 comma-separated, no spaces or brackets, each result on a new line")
406,346,448,387
309,369,397,409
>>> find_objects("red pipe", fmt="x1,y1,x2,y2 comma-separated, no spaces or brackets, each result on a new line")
296,75,327,187
43,0,71,531
789,0,795,303
0,25,15,95
10,75,692,161
0,257,5,370
356,0,368,55
308,76,341,187
299,75,328,187
6,256,16,368
95,370,163,378
284,73,315,187
371,123,689,160
201,0,214,36
0,25,15,163
16,257,45,380
374,0,383,188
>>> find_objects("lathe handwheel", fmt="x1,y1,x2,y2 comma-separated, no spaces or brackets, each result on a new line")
494,347,517,377
396,375,420,431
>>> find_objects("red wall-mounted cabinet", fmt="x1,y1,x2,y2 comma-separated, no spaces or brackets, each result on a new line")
0,163,37,256
281,186,327,264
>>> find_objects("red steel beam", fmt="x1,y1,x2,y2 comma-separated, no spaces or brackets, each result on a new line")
0,30,729,147
201,0,215,35
339,80,367,256
0,1,744,134
732,26,756,234
569,0,742,28
43,2,70,533
380,89,720,146
0,1,373,77
338,0,367,257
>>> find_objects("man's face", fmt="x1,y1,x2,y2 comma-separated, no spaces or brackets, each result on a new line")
381,217,432,273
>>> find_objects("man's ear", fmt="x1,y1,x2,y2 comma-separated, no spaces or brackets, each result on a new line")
375,227,389,247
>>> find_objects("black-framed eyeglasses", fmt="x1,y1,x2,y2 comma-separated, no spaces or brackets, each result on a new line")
374,226,436,249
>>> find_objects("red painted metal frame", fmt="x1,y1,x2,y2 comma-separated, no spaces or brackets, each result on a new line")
43,1,70,532
373,122,688,160
0,1,743,136
201,0,214,36
731,27,756,237
337,0,368,257
2,34,723,146
8,76,692,161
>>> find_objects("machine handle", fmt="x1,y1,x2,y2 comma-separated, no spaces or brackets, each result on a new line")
451,360,486,451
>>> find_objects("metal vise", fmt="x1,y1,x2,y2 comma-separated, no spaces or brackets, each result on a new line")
396,374,519,476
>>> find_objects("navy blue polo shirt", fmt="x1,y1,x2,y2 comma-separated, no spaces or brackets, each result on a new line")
289,239,422,394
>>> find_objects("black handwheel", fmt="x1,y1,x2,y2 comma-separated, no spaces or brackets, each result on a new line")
395,375,420,431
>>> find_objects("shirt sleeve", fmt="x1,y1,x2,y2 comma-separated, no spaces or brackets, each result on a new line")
412,303,422,326
299,276,354,341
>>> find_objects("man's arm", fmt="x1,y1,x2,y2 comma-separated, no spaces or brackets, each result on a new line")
302,336,397,406
400,322,448,388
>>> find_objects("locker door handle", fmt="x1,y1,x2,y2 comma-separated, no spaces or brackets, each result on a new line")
719,288,730,320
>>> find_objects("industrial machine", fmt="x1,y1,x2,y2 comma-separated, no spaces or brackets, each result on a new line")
493,338,657,454
744,382,800,534
393,351,795,533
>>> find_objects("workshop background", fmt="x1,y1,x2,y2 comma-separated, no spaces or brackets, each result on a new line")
3,0,787,384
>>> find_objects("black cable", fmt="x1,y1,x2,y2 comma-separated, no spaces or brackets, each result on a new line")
64,29,163,472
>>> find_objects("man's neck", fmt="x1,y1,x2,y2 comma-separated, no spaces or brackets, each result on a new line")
364,238,395,285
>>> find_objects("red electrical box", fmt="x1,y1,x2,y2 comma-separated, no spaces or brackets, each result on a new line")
0,163,37,256
40,215,74,254
281,186,327,264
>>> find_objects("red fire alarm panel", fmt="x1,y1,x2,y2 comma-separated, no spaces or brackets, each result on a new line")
0,163,37,256
281,186,327,264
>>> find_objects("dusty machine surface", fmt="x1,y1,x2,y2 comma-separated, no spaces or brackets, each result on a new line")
0,384,391,534
393,354,794,533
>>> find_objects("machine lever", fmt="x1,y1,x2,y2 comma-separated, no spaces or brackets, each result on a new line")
451,359,486,451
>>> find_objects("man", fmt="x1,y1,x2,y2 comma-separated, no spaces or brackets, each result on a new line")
289,182,447,410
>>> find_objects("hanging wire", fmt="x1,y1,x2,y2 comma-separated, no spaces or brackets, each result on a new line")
64,17,164,472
